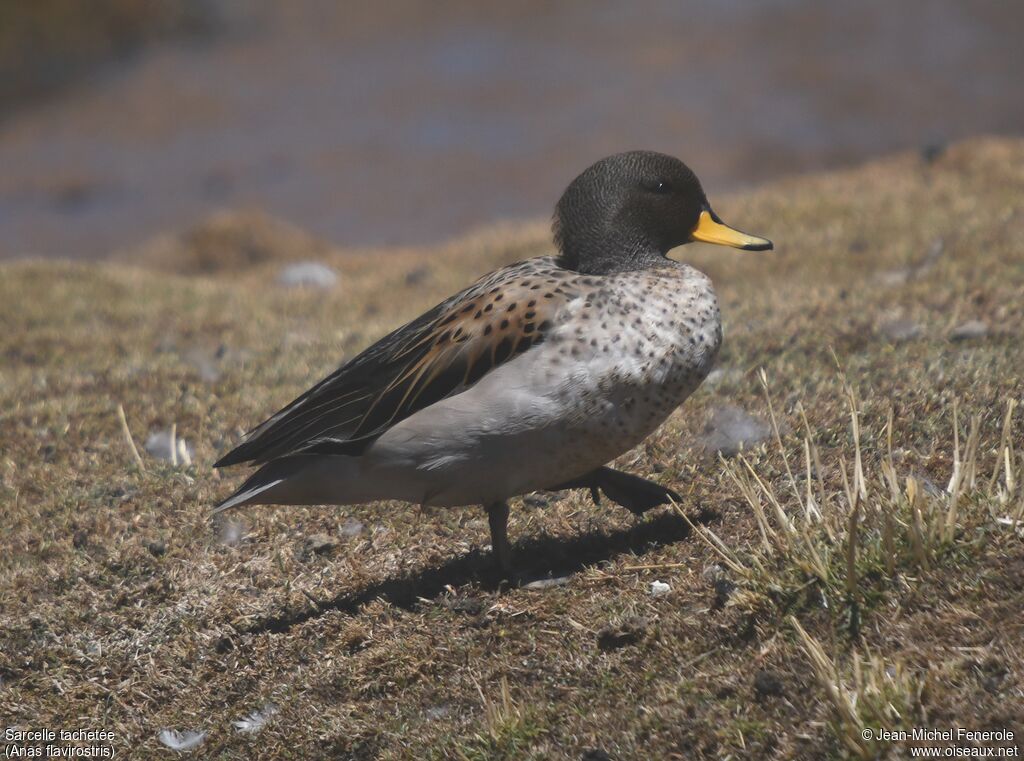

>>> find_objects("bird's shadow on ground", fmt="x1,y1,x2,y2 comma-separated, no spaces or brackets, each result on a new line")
244,507,716,636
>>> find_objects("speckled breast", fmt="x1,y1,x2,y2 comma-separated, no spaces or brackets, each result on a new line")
543,261,722,469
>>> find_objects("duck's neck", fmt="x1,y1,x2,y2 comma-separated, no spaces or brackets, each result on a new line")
556,234,668,275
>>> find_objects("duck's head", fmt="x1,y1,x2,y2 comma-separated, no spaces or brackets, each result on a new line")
553,150,772,275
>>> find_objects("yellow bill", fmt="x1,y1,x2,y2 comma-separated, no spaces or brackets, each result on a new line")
691,208,773,251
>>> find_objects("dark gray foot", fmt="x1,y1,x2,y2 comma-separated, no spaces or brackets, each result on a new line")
547,466,681,516
486,501,513,575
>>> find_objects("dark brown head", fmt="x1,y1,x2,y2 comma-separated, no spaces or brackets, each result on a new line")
553,151,772,275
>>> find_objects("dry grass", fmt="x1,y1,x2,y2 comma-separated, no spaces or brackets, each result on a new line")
2,137,1024,759
685,372,1020,757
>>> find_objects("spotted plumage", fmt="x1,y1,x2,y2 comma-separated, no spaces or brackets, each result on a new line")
215,150,772,574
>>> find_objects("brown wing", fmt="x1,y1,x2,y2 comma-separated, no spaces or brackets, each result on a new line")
214,257,583,467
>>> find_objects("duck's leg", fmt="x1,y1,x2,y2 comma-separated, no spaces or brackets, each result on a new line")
486,501,513,574
548,466,681,516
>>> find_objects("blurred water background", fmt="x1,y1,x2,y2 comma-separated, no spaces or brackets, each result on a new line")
1,0,1021,260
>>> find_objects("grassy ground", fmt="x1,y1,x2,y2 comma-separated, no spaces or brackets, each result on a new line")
2,138,1023,759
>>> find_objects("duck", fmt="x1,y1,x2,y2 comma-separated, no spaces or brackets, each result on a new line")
214,151,772,574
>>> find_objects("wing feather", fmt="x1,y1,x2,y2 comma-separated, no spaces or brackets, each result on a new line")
214,257,577,467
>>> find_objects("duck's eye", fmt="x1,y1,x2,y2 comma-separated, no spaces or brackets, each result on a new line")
645,180,673,194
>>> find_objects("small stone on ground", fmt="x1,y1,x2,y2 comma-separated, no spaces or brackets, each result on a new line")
880,318,922,342
278,261,338,289
949,319,989,341
340,518,365,538
698,405,772,457
523,576,570,590
145,428,194,465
